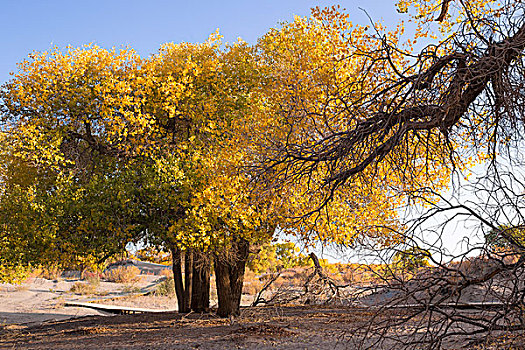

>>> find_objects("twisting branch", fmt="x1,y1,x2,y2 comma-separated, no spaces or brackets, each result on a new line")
436,0,454,22
258,9,525,213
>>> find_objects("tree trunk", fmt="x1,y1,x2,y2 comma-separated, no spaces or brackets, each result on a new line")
215,238,250,317
191,253,210,312
182,250,193,313
170,246,210,313
230,240,249,313
170,246,186,313
215,256,234,317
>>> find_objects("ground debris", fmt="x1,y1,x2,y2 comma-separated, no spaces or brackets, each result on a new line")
233,322,295,337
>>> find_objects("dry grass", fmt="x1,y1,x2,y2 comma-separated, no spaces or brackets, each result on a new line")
472,333,525,349
153,277,175,296
69,282,97,295
121,284,142,294
39,265,63,280
69,272,101,295
159,268,172,278
13,285,29,292
102,266,140,283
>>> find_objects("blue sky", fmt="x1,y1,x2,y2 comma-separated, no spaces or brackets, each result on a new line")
0,1,402,84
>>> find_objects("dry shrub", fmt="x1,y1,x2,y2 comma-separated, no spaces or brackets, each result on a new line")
270,276,287,290
243,269,257,283
0,265,31,284
329,272,345,285
459,257,499,276
69,281,97,295
280,268,310,287
159,268,173,278
243,269,264,295
122,284,142,294
339,263,389,285
154,277,175,296
242,283,257,295
82,271,101,284
70,272,100,295
103,266,140,283
40,265,63,280
243,280,263,295
252,268,310,294
342,269,355,284
279,272,310,289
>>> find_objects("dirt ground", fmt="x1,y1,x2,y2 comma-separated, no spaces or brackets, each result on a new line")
0,306,396,350
3,305,518,350
0,276,165,326
1,266,524,349
0,276,378,349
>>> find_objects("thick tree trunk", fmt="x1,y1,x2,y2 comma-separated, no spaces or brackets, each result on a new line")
170,246,211,313
215,257,234,317
191,253,211,312
170,246,186,313
169,242,214,314
215,238,250,317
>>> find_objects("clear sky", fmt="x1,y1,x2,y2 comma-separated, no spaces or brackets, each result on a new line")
0,1,402,84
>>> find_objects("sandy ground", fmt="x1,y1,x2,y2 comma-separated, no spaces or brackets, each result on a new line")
1,305,510,350
0,277,401,349
1,263,523,349
0,276,485,350
0,275,164,326
0,306,399,350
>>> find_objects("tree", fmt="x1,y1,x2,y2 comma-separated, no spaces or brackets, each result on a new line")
0,139,139,277
0,39,280,317
245,10,454,251
485,225,525,252
254,1,525,348
257,1,525,205
0,45,152,274
392,246,431,273
140,36,281,316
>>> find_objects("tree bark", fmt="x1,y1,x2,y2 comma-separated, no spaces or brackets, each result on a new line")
191,253,210,312
182,250,193,313
215,238,250,317
170,246,186,313
215,256,234,317
170,244,213,313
